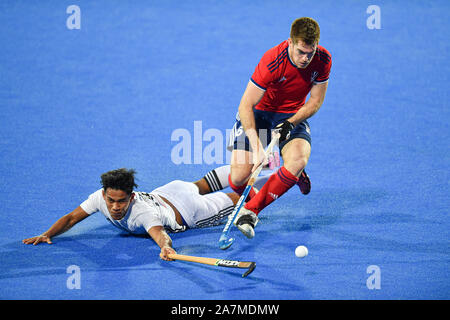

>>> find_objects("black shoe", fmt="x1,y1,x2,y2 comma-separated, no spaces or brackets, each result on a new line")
297,169,311,195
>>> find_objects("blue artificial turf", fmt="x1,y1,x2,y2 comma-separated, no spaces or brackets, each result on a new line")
0,0,448,300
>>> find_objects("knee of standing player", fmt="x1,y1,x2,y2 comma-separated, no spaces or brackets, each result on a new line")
229,167,251,187
283,155,308,175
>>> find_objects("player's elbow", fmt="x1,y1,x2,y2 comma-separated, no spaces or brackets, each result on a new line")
240,83,264,110
238,99,255,114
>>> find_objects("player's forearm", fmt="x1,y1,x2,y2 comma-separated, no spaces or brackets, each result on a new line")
238,102,260,150
238,81,266,150
154,229,173,249
43,214,75,238
288,97,323,125
288,82,327,125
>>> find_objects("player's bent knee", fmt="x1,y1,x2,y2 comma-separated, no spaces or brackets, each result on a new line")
193,179,210,195
296,157,309,170
283,156,308,176
229,167,251,186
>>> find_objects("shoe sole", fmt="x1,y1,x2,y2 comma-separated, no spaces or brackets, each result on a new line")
237,224,255,239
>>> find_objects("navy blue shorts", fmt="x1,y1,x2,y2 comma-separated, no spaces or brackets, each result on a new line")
227,109,311,153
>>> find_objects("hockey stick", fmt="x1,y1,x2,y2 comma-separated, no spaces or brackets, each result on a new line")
218,131,281,250
168,253,256,278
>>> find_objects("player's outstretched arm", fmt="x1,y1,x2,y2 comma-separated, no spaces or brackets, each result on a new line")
22,206,90,245
148,226,176,261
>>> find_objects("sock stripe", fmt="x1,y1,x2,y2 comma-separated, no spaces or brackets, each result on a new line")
211,170,223,190
277,168,298,186
204,170,222,192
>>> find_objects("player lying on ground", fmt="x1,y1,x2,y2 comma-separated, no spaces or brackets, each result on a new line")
227,17,332,239
22,166,268,260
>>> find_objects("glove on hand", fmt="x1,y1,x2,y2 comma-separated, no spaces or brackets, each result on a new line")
274,120,295,142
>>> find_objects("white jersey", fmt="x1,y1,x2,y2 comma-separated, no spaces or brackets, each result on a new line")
80,189,186,235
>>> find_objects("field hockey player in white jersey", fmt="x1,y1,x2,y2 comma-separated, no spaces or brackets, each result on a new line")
22,166,269,260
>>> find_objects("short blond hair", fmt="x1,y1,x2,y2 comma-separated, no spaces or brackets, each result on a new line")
290,17,320,46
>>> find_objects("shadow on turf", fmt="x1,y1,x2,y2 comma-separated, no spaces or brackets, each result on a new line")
160,250,309,297
259,187,450,256
251,187,391,233
0,187,380,281
0,225,161,280
6,187,442,285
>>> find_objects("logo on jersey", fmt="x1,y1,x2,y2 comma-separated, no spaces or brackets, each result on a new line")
278,76,287,83
311,71,319,82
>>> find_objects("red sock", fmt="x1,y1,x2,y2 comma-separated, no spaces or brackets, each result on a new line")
228,174,257,201
244,166,298,215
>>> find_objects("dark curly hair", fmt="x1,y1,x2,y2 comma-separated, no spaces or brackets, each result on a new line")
100,168,138,195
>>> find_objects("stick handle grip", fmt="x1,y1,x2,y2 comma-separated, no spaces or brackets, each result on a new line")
168,253,218,266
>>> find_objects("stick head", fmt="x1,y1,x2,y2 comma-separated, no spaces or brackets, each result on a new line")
242,262,256,278
219,236,235,250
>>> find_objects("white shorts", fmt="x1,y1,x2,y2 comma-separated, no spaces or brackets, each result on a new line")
152,180,234,229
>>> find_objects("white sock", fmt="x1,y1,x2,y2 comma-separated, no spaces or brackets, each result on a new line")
204,165,272,193
203,165,231,192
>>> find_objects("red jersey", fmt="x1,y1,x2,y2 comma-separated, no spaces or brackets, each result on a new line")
250,40,332,113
